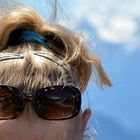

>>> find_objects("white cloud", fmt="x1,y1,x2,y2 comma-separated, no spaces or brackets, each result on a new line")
70,0,140,52
90,16,138,43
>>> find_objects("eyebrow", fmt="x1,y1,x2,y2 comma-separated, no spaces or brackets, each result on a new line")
0,52,64,66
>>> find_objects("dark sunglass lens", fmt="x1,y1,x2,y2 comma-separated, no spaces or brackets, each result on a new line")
0,85,24,120
33,86,81,120
61,86,81,118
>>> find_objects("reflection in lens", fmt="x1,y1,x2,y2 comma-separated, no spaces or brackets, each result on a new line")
0,86,24,120
33,86,81,120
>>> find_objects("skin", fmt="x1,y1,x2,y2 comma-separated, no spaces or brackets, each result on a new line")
0,105,91,140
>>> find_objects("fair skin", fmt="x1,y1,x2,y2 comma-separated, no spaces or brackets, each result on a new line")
0,104,91,140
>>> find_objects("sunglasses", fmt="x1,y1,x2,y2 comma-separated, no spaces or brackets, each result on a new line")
0,84,81,120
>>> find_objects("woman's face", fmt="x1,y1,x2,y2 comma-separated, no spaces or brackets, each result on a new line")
0,107,91,140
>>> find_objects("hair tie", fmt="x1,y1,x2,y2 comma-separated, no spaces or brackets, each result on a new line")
22,30,46,44
6,28,65,57
7,29,46,46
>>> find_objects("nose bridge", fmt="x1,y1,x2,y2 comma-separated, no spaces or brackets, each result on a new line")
20,103,38,123
24,94,33,102
17,92,39,122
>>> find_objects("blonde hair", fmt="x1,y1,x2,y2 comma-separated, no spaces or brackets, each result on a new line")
0,7,112,93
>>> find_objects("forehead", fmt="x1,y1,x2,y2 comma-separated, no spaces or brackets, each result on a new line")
0,119,81,140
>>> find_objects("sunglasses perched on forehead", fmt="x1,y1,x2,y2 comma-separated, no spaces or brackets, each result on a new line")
0,84,81,120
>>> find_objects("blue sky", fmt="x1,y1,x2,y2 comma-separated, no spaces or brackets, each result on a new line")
62,0,140,139
3,0,140,139
67,0,140,139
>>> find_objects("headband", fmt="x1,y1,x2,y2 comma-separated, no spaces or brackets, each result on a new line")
3,29,64,65
0,52,63,66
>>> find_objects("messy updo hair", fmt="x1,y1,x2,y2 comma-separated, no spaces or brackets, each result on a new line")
0,7,111,93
